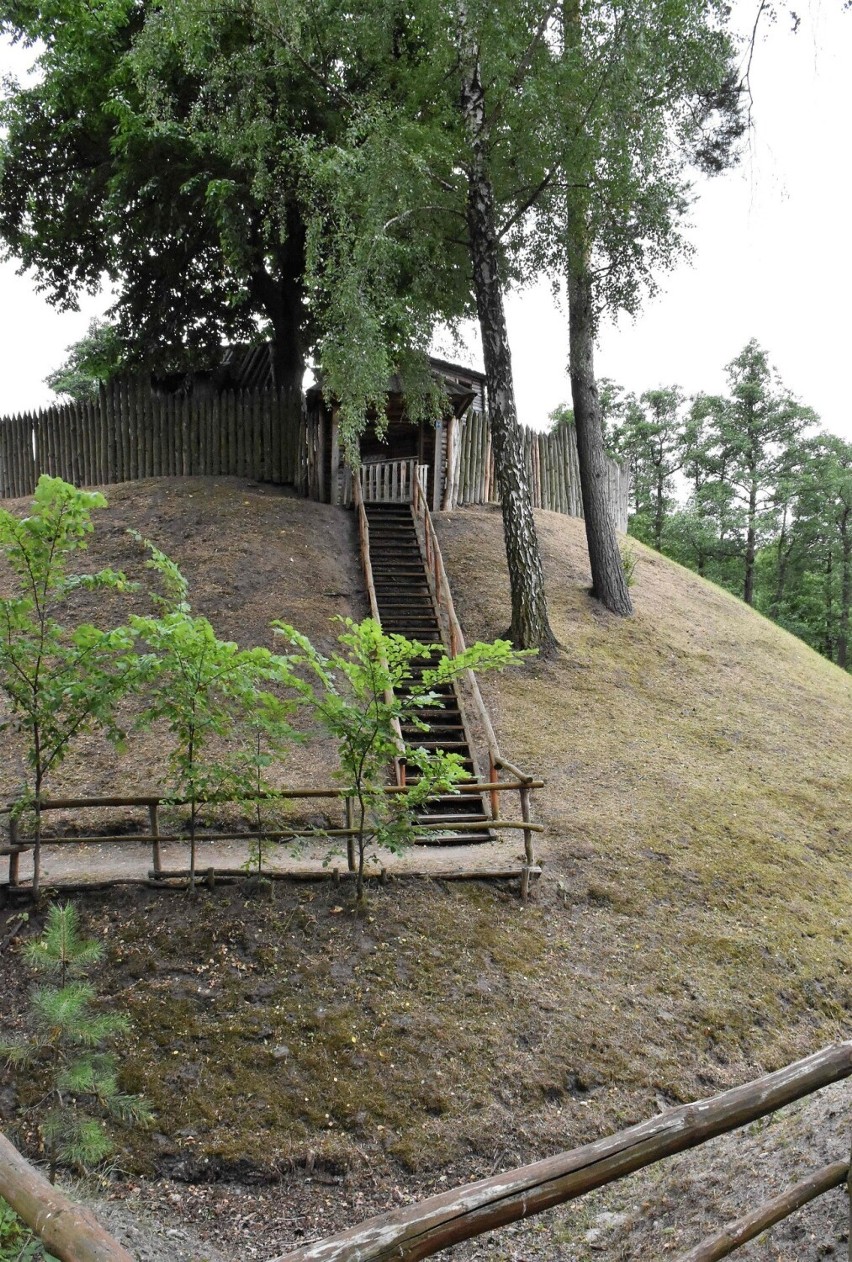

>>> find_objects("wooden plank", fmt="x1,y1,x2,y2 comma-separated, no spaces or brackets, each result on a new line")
273,1042,852,1262
0,1129,134,1262
677,1161,849,1261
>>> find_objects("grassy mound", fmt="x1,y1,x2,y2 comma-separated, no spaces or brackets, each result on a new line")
0,485,849,1253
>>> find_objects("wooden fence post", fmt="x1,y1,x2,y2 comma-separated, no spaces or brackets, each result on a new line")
345,798,355,872
149,803,161,875
8,815,19,888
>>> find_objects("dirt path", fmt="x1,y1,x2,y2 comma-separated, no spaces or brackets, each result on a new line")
12,831,538,888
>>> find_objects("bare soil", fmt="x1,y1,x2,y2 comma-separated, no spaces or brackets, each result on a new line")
1,485,850,1260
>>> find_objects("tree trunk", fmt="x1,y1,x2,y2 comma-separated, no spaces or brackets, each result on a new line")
743,467,758,605
654,468,665,552
838,511,850,670
458,14,556,653
823,549,834,660
770,503,790,619
566,242,632,616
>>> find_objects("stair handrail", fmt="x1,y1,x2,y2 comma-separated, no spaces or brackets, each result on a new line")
352,473,407,787
411,467,503,796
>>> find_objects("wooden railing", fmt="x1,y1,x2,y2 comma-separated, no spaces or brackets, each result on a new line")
272,1041,852,1261
410,465,539,895
352,471,407,787
360,458,419,504
1,781,543,893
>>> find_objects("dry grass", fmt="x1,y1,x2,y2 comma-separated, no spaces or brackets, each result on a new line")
0,485,849,1259
0,477,366,812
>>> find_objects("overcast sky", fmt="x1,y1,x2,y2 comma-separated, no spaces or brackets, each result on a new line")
1,2,850,440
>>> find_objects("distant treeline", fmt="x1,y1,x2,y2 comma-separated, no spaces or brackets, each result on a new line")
582,340,851,671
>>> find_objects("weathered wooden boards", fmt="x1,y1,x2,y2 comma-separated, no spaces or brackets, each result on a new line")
444,410,629,531
272,1041,852,1262
0,1130,134,1262
0,385,309,498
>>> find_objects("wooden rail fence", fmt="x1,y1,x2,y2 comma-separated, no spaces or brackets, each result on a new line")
274,1041,852,1261
2,1045,848,1262
1,779,542,894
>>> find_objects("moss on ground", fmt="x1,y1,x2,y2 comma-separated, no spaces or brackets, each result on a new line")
0,492,848,1207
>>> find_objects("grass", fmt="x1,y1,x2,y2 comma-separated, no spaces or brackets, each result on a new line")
0,484,849,1255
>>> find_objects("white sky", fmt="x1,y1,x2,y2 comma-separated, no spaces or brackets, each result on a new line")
1,3,851,440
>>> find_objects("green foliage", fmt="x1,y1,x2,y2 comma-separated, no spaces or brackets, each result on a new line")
44,320,124,402
129,538,298,887
0,1196,58,1262
0,478,136,893
609,342,851,670
275,617,528,901
0,905,150,1183
620,545,637,589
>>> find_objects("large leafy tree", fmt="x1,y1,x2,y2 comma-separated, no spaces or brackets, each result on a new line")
292,0,742,623
527,0,743,615
138,0,559,651
613,387,688,551
0,0,318,390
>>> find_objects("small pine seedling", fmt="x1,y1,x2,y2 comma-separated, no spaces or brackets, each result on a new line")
0,904,151,1182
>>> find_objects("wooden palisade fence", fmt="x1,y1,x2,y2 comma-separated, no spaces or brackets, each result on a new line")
1,1043,848,1262
0,382,321,500
0,387,630,532
443,409,630,531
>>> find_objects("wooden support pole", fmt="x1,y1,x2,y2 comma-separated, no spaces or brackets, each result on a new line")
345,798,355,872
677,1160,849,1262
489,757,499,821
0,1129,135,1262
149,803,161,875
519,783,535,904
271,1042,852,1262
8,816,18,888
329,405,340,506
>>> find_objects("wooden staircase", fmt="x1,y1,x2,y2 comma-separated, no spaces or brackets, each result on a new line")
364,502,494,846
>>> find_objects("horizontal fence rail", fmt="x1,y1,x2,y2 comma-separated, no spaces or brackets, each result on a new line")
1,780,542,893
445,410,630,532
272,1041,852,1262
0,1130,133,1262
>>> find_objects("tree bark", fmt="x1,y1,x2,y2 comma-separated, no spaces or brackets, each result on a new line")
838,511,850,669
743,465,758,605
458,14,556,653
566,242,633,616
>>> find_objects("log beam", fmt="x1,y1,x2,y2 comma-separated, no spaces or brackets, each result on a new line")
0,1130,134,1262
271,1042,852,1262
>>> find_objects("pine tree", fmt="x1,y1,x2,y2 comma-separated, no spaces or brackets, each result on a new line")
0,905,150,1183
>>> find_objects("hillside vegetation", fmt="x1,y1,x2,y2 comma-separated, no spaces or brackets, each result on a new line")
0,479,849,1260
